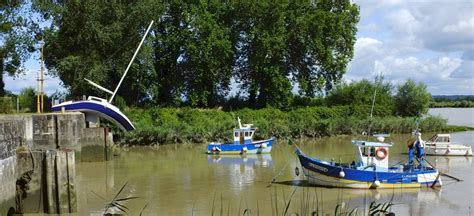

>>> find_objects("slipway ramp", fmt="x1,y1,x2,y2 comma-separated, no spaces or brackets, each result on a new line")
52,96,135,131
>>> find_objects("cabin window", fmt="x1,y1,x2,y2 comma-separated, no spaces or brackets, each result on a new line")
362,147,376,157
234,132,239,137
436,137,449,142
245,132,249,137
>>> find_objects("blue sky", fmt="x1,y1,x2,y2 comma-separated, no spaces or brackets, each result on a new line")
4,0,474,95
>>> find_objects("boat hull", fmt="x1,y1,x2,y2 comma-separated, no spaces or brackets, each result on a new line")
207,138,275,154
296,148,442,189
52,100,135,131
425,144,473,156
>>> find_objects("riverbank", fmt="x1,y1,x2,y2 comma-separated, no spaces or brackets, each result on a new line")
120,107,471,145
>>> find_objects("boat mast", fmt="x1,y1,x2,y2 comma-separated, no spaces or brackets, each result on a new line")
109,20,154,103
367,75,382,137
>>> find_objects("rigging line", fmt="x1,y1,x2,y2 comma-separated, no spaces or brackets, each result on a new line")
424,158,463,182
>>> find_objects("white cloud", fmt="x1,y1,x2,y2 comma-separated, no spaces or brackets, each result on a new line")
4,68,65,95
443,17,474,33
450,60,474,79
348,0,474,95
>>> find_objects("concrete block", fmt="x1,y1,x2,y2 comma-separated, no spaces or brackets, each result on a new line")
0,157,16,215
80,128,110,162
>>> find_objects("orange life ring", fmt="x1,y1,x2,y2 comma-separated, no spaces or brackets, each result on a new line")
375,147,388,160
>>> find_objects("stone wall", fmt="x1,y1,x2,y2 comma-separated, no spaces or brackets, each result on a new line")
0,115,27,160
0,113,85,158
80,127,113,162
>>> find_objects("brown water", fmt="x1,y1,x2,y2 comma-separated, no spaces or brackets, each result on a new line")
72,129,473,215
17,108,473,215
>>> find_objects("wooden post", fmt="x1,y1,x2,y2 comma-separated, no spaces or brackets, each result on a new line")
44,150,58,213
44,150,76,213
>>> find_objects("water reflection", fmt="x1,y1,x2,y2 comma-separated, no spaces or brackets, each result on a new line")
207,154,273,168
431,156,472,170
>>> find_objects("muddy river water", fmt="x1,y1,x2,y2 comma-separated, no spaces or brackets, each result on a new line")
70,108,474,215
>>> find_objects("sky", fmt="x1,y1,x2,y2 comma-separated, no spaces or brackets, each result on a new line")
3,0,474,96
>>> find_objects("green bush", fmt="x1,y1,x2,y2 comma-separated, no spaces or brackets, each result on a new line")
121,106,451,145
0,96,15,113
395,80,431,117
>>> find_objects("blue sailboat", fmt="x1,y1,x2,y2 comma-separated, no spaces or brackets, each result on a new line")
296,134,442,189
207,118,275,155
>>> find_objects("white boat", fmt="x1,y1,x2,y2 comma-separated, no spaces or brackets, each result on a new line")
424,134,472,156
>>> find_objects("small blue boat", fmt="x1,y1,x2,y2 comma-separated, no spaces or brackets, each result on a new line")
207,118,275,154
296,134,442,189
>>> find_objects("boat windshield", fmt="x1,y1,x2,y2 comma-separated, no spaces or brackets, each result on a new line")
435,136,450,142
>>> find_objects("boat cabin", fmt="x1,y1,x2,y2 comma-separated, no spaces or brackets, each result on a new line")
233,125,256,145
426,134,451,145
352,135,392,171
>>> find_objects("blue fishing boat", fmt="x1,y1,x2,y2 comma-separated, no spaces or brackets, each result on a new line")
296,134,442,189
207,118,275,154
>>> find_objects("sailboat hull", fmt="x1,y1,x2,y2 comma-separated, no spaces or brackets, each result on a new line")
52,99,135,131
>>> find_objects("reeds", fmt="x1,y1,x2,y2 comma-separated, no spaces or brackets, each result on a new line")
92,182,139,215
208,186,398,216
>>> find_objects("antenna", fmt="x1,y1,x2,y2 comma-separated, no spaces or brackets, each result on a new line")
109,20,154,103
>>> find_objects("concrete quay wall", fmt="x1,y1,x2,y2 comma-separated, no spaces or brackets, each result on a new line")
0,112,85,160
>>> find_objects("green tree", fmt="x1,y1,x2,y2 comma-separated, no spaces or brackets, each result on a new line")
181,2,234,107
286,0,359,97
233,0,359,108
35,0,160,105
395,79,432,117
326,77,395,117
33,0,359,109
19,87,36,112
0,2,40,96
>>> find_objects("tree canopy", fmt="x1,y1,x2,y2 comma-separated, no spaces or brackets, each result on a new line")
325,77,395,117
0,1,41,96
27,0,359,108
395,79,432,117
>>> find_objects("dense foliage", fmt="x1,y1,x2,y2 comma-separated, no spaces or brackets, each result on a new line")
27,0,359,108
395,80,432,117
325,77,395,117
0,1,41,96
122,107,449,145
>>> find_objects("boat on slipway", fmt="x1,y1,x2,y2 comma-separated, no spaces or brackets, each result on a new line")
424,134,472,156
52,21,155,131
207,118,275,155
296,134,442,189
